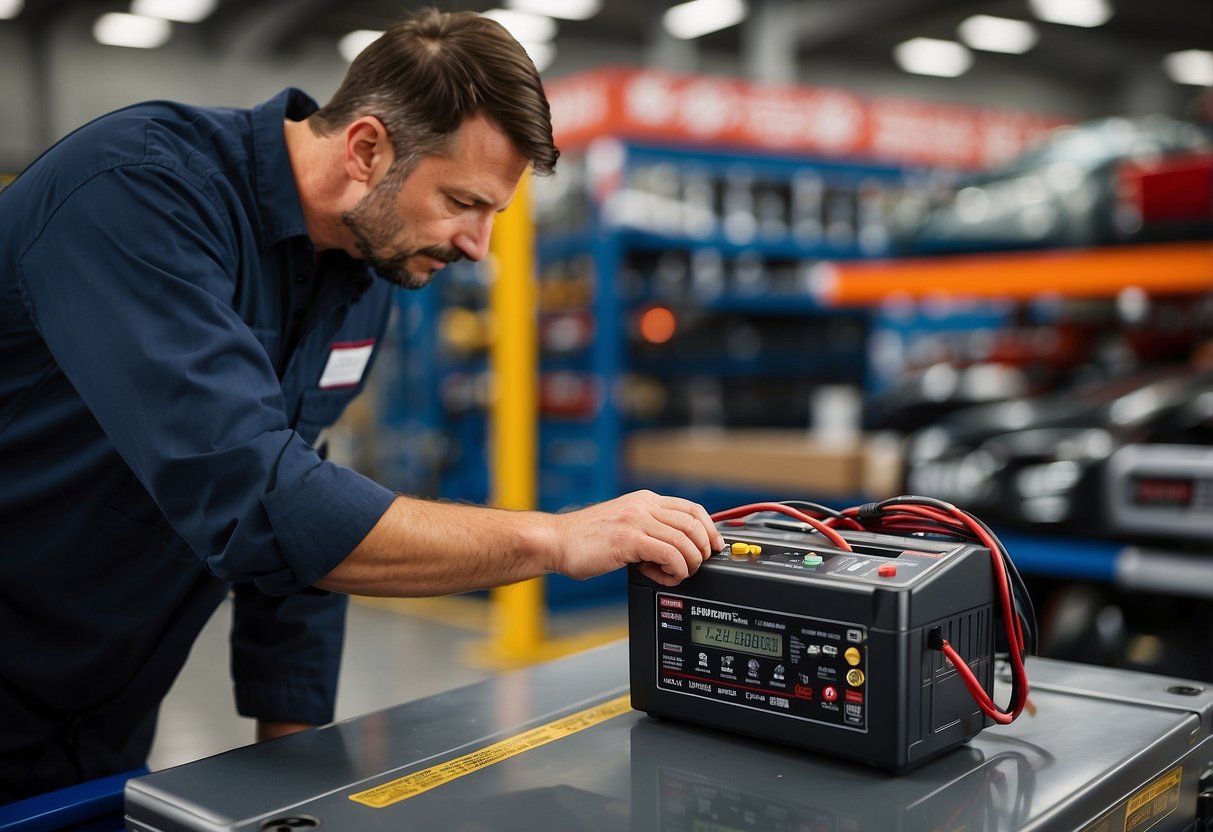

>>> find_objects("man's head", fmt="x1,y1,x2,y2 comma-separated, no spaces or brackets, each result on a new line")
307,8,558,288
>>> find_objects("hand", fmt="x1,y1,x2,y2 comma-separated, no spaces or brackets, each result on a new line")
551,490,724,586
256,720,313,742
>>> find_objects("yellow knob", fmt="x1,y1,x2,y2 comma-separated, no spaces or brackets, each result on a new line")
844,647,861,666
747,545,762,556
846,668,865,687
730,541,750,558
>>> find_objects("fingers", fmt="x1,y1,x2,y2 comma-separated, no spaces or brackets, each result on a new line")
630,491,722,584
637,560,681,587
664,495,724,554
553,490,720,585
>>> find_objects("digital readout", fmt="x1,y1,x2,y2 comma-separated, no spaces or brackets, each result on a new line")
691,620,782,658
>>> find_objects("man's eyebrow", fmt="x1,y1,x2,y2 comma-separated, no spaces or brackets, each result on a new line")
449,188,506,211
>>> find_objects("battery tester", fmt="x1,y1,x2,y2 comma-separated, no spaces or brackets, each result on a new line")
629,496,1036,772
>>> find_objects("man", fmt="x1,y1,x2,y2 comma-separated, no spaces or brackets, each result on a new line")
0,9,722,802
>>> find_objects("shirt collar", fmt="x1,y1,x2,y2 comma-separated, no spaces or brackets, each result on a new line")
251,88,317,248
252,88,375,301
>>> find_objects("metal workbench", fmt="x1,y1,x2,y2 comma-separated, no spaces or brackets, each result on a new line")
125,641,1213,831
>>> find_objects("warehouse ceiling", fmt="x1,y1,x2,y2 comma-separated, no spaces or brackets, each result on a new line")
14,0,1213,116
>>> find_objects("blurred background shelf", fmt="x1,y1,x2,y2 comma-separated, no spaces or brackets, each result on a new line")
816,240,1213,305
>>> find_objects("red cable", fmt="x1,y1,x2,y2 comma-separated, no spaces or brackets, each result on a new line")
845,497,1029,722
710,502,853,551
712,496,1029,723
940,640,1015,724
905,502,1028,721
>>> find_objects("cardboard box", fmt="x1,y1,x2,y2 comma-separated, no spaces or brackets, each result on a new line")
624,428,862,496
624,428,906,500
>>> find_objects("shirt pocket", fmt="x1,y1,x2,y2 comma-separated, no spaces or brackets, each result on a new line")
294,387,358,445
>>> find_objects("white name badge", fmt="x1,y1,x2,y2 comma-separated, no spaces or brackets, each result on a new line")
318,340,375,389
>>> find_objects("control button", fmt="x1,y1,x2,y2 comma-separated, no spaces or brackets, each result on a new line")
822,686,838,702
846,668,865,687
844,647,861,666
803,553,823,567
747,544,762,556
730,541,750,558
877,563,897,578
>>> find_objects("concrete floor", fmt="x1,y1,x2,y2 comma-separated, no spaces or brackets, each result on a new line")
148,593,627,771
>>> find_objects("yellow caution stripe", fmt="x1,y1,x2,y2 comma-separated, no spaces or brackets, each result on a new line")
348,693,633,809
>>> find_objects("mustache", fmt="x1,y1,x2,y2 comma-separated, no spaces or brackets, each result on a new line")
418,245,465,265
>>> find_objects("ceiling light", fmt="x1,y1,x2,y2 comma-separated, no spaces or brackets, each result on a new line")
1164,50,1213,86
506,0,600,21
93,13,171,48
1028,0,1112,28
338,29,383,63
0,0,23,21
957,15,1038,54
480,8,557,43
663,0,748,40
521,40,556,73
893,37,974,78
130,0,216,24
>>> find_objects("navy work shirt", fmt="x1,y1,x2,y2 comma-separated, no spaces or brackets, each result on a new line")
0,89,397,798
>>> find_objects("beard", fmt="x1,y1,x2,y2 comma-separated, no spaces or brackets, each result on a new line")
341,166,464,290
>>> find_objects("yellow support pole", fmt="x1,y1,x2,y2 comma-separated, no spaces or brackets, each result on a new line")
466,168,629,670
483,167,546,663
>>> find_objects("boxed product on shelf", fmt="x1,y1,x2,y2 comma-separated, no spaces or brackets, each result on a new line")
624,428,868,496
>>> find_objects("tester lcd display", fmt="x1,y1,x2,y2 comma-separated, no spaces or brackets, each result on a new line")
629,521,1001,772
690,620,782,658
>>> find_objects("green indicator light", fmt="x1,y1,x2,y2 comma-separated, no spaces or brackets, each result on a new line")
803,553,823,567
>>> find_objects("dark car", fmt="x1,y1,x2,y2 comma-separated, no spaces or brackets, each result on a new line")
903,365,1213,542
891,115,1213,253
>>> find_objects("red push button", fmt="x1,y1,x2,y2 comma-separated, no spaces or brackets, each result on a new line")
877,564,897,577
822,686,838,702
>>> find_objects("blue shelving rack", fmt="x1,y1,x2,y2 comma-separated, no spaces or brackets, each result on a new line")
374,140,919,605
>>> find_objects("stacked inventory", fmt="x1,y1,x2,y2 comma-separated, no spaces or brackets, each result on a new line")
373,68,1213,614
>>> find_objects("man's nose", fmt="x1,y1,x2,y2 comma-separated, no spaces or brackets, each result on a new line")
454,213,493,262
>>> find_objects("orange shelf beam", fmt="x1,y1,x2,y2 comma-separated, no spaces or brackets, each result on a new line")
816,241,1213,306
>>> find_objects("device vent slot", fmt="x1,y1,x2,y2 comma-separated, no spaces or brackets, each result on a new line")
933,607,992,676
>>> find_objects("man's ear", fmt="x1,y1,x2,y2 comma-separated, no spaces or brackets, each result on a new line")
343,116,393,186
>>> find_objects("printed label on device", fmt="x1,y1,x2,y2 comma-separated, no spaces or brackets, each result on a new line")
656,593,868,731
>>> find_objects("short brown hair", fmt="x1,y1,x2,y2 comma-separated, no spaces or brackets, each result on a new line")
310,8,558,176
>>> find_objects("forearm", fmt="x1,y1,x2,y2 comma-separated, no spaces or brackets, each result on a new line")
315,490,724,597
314,495,560,596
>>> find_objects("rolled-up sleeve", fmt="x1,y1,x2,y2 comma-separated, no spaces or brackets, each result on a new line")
17,161,394,594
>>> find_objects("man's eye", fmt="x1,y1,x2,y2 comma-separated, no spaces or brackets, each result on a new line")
449,196,473,209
